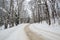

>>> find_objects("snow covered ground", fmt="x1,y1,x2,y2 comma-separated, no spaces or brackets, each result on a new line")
0,24,30,40
0,22,60,40
29,21,60,40
0,25,5,30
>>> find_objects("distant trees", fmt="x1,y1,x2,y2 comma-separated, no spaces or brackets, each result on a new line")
31,0,58,25
45,1,51,25
2,0,7,29
9,0,14,27
16,0,19,24
49,0,56,23
0,0,60,29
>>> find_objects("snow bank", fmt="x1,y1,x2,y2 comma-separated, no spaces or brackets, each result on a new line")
29,21,60,40
0,24,29,40
0,25,5,30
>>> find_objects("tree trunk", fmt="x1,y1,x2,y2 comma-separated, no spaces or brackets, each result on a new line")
45,1,51,25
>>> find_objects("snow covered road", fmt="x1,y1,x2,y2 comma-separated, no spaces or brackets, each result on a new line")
0,23,60,40
25,25,44,40
28,23,60,40
24,22,60,40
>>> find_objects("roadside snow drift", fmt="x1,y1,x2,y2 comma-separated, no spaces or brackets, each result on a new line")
0,24,30,40
29,21,60,40
0,22,60,40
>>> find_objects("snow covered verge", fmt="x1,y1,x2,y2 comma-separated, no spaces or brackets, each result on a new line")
0,21,60,40
29,21,60,40
0,25,5,30
0,24,30,40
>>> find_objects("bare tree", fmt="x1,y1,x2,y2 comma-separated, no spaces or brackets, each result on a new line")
2,0,7,29
50,0,56,23
9,0,14,27
45,0,51,25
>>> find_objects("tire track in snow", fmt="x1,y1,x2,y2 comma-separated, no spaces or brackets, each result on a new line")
24,24,60,40
24,24,44,40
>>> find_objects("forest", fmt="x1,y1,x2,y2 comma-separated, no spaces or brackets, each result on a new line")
0,0,60,29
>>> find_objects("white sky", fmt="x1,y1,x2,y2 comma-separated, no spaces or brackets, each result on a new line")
26,0,31,2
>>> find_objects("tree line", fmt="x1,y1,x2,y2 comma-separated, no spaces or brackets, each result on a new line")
0,0,60,29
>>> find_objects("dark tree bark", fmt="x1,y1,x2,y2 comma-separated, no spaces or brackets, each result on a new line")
45,1,51,25
50,0,56,23
9,0,14,27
